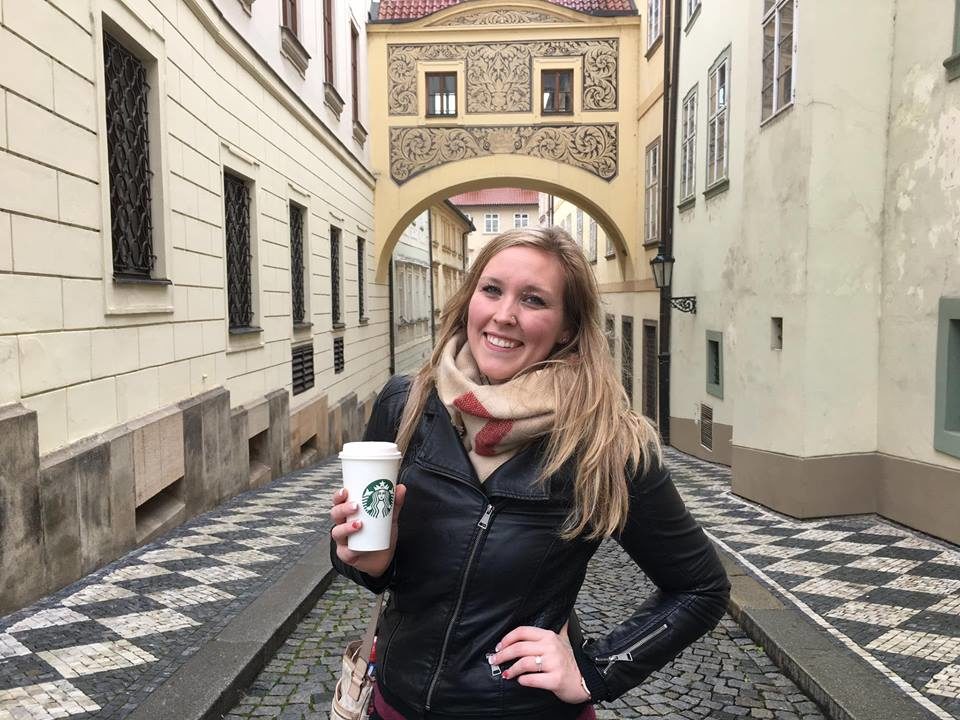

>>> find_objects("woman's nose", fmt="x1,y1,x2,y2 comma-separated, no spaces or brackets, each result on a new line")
492,303,518,325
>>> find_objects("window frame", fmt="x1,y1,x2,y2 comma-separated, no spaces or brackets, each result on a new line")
647,0,662,50
706,48,730,191
644,137,661,245
706,330,724,399
935,297,960,458
685,0,702,31
281,0,298,36
323,0,334,83
330,225,344,329
588,217,597,263
679,85,698,206
357,236,367,323
761,0,797,124
350,23,360,120
425,71,458,117
513,213,529,228
541,68,574,115
484,213,500,234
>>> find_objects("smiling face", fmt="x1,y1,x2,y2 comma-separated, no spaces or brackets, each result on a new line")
466,245,570,384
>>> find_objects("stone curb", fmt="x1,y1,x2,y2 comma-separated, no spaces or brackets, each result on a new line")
125,535,337,720
718,552,940,720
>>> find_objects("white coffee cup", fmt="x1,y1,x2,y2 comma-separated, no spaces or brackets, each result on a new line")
339,441,403,552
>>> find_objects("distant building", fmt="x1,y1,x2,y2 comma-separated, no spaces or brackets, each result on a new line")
448,189,539,266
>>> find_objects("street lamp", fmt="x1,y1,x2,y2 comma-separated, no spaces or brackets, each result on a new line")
650,253,696,314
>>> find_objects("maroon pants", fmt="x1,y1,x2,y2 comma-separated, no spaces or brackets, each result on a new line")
370,684,597,720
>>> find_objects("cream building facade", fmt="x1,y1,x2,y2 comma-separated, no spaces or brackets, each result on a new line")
430,200,473,316
449,188,539,266
391,211,432,375
669,0,960,544
0,0,388,612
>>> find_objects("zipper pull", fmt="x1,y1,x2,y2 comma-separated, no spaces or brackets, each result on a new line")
478,504,494,529
603,651,633,663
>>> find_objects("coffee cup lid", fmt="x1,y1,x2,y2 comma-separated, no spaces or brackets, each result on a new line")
339,441,402,460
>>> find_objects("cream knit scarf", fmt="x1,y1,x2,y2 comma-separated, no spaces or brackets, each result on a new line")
435,334,557,482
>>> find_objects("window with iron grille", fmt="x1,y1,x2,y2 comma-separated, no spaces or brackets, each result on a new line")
104,32,154,280
762,0,796,122
224,172,254,330
323,0,334,82
331,226,342,327
706,330,723,398
291,342,314,395
351,24,360,119
541,69,573,114
333,336,345,374
281,0,298,35
679,86,697,203
358,237,366,321
700,403,714,450
290,202,306,325
707,51,729,188
606,314,615,356
426,72,457,116
645,138,661,243
642,322,657,421
622,316,634,404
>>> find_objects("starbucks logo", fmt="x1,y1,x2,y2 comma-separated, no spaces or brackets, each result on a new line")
361,480,395,519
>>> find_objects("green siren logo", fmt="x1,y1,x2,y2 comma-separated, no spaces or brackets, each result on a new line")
361,479,395,519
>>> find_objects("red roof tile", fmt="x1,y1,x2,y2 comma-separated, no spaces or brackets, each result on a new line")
449,189,540,206
375,0,636,21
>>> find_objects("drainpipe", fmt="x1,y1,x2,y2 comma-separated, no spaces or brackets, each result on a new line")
657,0,683,445
427,210,436,344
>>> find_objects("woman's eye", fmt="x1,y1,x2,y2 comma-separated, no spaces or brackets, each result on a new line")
522,294,546,307
480,284,501,296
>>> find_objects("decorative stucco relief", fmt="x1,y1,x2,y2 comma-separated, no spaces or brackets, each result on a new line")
386,39,618,115
432,9,566,26
389,124,618,183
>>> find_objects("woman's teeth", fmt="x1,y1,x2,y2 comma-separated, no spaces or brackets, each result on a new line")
487,334,519,349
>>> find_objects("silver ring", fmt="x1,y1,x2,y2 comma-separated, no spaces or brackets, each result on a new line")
534,655,543,672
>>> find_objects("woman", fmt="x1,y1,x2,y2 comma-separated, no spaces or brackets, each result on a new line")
330,226,729,720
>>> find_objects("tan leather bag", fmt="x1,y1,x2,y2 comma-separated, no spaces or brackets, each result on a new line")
330,594,383,720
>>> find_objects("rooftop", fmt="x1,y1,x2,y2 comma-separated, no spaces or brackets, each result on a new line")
372,0,637,21
448,188,540,207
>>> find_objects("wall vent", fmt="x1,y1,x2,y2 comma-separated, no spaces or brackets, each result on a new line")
291,343,315,395
700,403,713,451
334,336,345,374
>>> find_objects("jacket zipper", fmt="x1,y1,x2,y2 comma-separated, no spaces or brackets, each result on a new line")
596,622,669,675
424,502,495,711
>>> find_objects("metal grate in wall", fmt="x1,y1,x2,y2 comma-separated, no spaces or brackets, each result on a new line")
290,203,305,325
104,32,154,279
331,227,342,326
621,316,634,405
333,336,345,374
642,323,657,422
291,343,314,395
357,237,366,320
700,403,714,450
224,173,253,329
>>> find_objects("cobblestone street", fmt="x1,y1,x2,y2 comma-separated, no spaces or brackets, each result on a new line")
225,543,825,720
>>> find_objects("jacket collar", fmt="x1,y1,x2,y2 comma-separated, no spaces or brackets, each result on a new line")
415,390,551,501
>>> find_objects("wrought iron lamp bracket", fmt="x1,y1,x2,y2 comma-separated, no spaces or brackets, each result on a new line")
670,296,697,314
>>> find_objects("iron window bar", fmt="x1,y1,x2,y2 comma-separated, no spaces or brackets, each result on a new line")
290,204,306,325
225,173,255,330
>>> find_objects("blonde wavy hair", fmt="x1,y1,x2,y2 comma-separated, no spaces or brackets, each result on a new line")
396,225,661,540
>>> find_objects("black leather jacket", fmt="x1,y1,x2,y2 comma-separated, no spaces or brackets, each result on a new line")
332,376,729,720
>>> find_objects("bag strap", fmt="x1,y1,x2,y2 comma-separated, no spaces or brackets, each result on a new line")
347,593,385,700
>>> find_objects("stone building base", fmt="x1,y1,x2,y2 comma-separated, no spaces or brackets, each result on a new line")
0,386,373,616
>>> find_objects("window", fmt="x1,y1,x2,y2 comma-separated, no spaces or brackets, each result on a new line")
576,209,583,245
351,24,360,120
281,0,298,35
541,69,573,114
622,316,634,404
484,213,499,233
323,0,334,82
771,317,783,349
514,213,529,228
588,219,598,262
706,330,723,398
707,52,729,188
225,173,254,330
687,0,701,23
291,343,314,395
606,314,615,356
426,72,457,117
331,226,343,327
935,298,960,458
357,237,366,321
647,0,662,49
762,0,796,122
679,86,697,204
606,232,615,258
104,31,154,280
645,138,661,243
290,203,306,326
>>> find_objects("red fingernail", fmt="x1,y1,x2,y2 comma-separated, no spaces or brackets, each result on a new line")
352,520,361,529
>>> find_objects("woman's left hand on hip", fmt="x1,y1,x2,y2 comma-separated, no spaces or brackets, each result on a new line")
489,622,590,704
